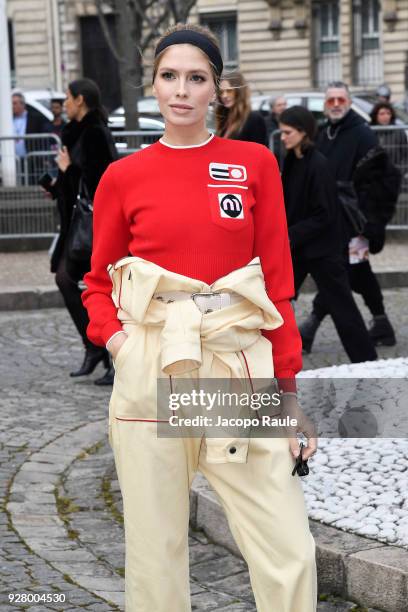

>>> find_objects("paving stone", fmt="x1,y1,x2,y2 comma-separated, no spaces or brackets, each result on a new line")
216,606,257,612
189,541,230,566
209,572,255,603
190,556,248,583
190,589,236,610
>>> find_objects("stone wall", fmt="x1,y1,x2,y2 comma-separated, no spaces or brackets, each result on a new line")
7,0,57,89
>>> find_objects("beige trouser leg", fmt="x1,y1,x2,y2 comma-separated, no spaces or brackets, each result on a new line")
199,436,317,612
111,418,200,612
112,417,316,612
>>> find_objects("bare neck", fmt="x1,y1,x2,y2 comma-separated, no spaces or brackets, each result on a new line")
162,122,210,146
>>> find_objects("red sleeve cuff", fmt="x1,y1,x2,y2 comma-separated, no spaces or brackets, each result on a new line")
275,373,297,393
101,320,124,346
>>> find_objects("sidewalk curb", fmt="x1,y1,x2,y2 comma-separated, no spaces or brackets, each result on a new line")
0,272,407,312
0,287,63,310
190,476,408,612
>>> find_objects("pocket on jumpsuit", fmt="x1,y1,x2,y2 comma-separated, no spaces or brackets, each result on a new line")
111,324,161,421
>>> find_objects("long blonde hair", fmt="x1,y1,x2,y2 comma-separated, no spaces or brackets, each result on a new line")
216,71,251,138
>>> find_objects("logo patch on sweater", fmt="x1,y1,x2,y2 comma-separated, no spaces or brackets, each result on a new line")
218,193,244,219
209,163,247,182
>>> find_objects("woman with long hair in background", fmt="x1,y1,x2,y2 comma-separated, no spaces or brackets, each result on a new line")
370,101,408,168
216,70,268,145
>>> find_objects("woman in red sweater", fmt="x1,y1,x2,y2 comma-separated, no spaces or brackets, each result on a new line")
82,23,317,612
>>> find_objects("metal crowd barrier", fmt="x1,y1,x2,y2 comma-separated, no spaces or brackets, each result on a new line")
112,130,164,156
1,126,406,237
372,125,408,228
270,125,408,228
0,130,163,237
0,133,61,236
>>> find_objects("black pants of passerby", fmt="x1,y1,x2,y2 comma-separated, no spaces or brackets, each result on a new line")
313,260,385,320
55,252,94,349
294,256,377,362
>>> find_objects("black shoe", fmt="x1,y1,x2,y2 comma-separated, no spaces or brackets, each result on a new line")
94,365,115,386
70,347,110,377
368,315,396,346
299,313,321,354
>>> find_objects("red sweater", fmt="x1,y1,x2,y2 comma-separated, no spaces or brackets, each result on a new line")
82,135,302,381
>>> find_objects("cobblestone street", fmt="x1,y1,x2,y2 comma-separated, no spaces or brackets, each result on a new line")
1,288,405,611
296,288,408,370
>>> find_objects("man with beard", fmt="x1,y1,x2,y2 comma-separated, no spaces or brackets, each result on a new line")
300,81,396,354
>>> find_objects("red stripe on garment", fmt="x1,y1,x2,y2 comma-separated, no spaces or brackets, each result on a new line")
118,267,123,310
240,350,260,420
115,417,169,423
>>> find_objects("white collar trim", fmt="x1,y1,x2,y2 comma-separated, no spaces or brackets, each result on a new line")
159,133,214,149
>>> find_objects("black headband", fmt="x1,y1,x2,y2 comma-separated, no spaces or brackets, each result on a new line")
155,30,223,78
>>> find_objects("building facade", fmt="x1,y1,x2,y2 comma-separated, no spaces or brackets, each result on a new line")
7,0,62,90
6,0,408,104
191,0,408,101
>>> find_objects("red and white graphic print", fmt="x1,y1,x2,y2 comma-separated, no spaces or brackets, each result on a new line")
209,162,247,182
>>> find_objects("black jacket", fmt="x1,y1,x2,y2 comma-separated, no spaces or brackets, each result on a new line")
282,146,342,259
265,113,279,137
353,146,402,253
19,110,51,183
316,109,400,251
26,109,48,136
231,111,268,146
316,109,378,181
51,110,117,273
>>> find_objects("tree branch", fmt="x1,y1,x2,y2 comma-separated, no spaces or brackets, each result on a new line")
95,0,124,63
145,0,160,10
141,9,171,50
168,0,198,22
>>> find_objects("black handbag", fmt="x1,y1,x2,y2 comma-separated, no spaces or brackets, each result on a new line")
67,178,93,262
336,181,367,237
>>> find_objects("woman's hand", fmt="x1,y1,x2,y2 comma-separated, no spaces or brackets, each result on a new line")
280,392,318,461
107,332,128,361
56,146,71,172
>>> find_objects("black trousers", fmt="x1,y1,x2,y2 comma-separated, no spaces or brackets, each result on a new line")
314,260,385,320
293,255,377,362
55,252,96,350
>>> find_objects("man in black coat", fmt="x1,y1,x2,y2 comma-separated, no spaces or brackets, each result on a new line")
300,81,396,352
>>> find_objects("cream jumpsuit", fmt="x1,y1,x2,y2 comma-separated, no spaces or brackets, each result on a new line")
108,255,317,612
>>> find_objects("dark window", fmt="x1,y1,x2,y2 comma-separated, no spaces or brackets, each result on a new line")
80,15,121,112
352,0,382,86
8,20,15,83
317,1,339,55
361,0,380,51
200,13,238,71
312,1,341,88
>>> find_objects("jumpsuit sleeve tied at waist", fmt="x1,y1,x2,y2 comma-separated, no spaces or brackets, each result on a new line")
108,256,285,463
